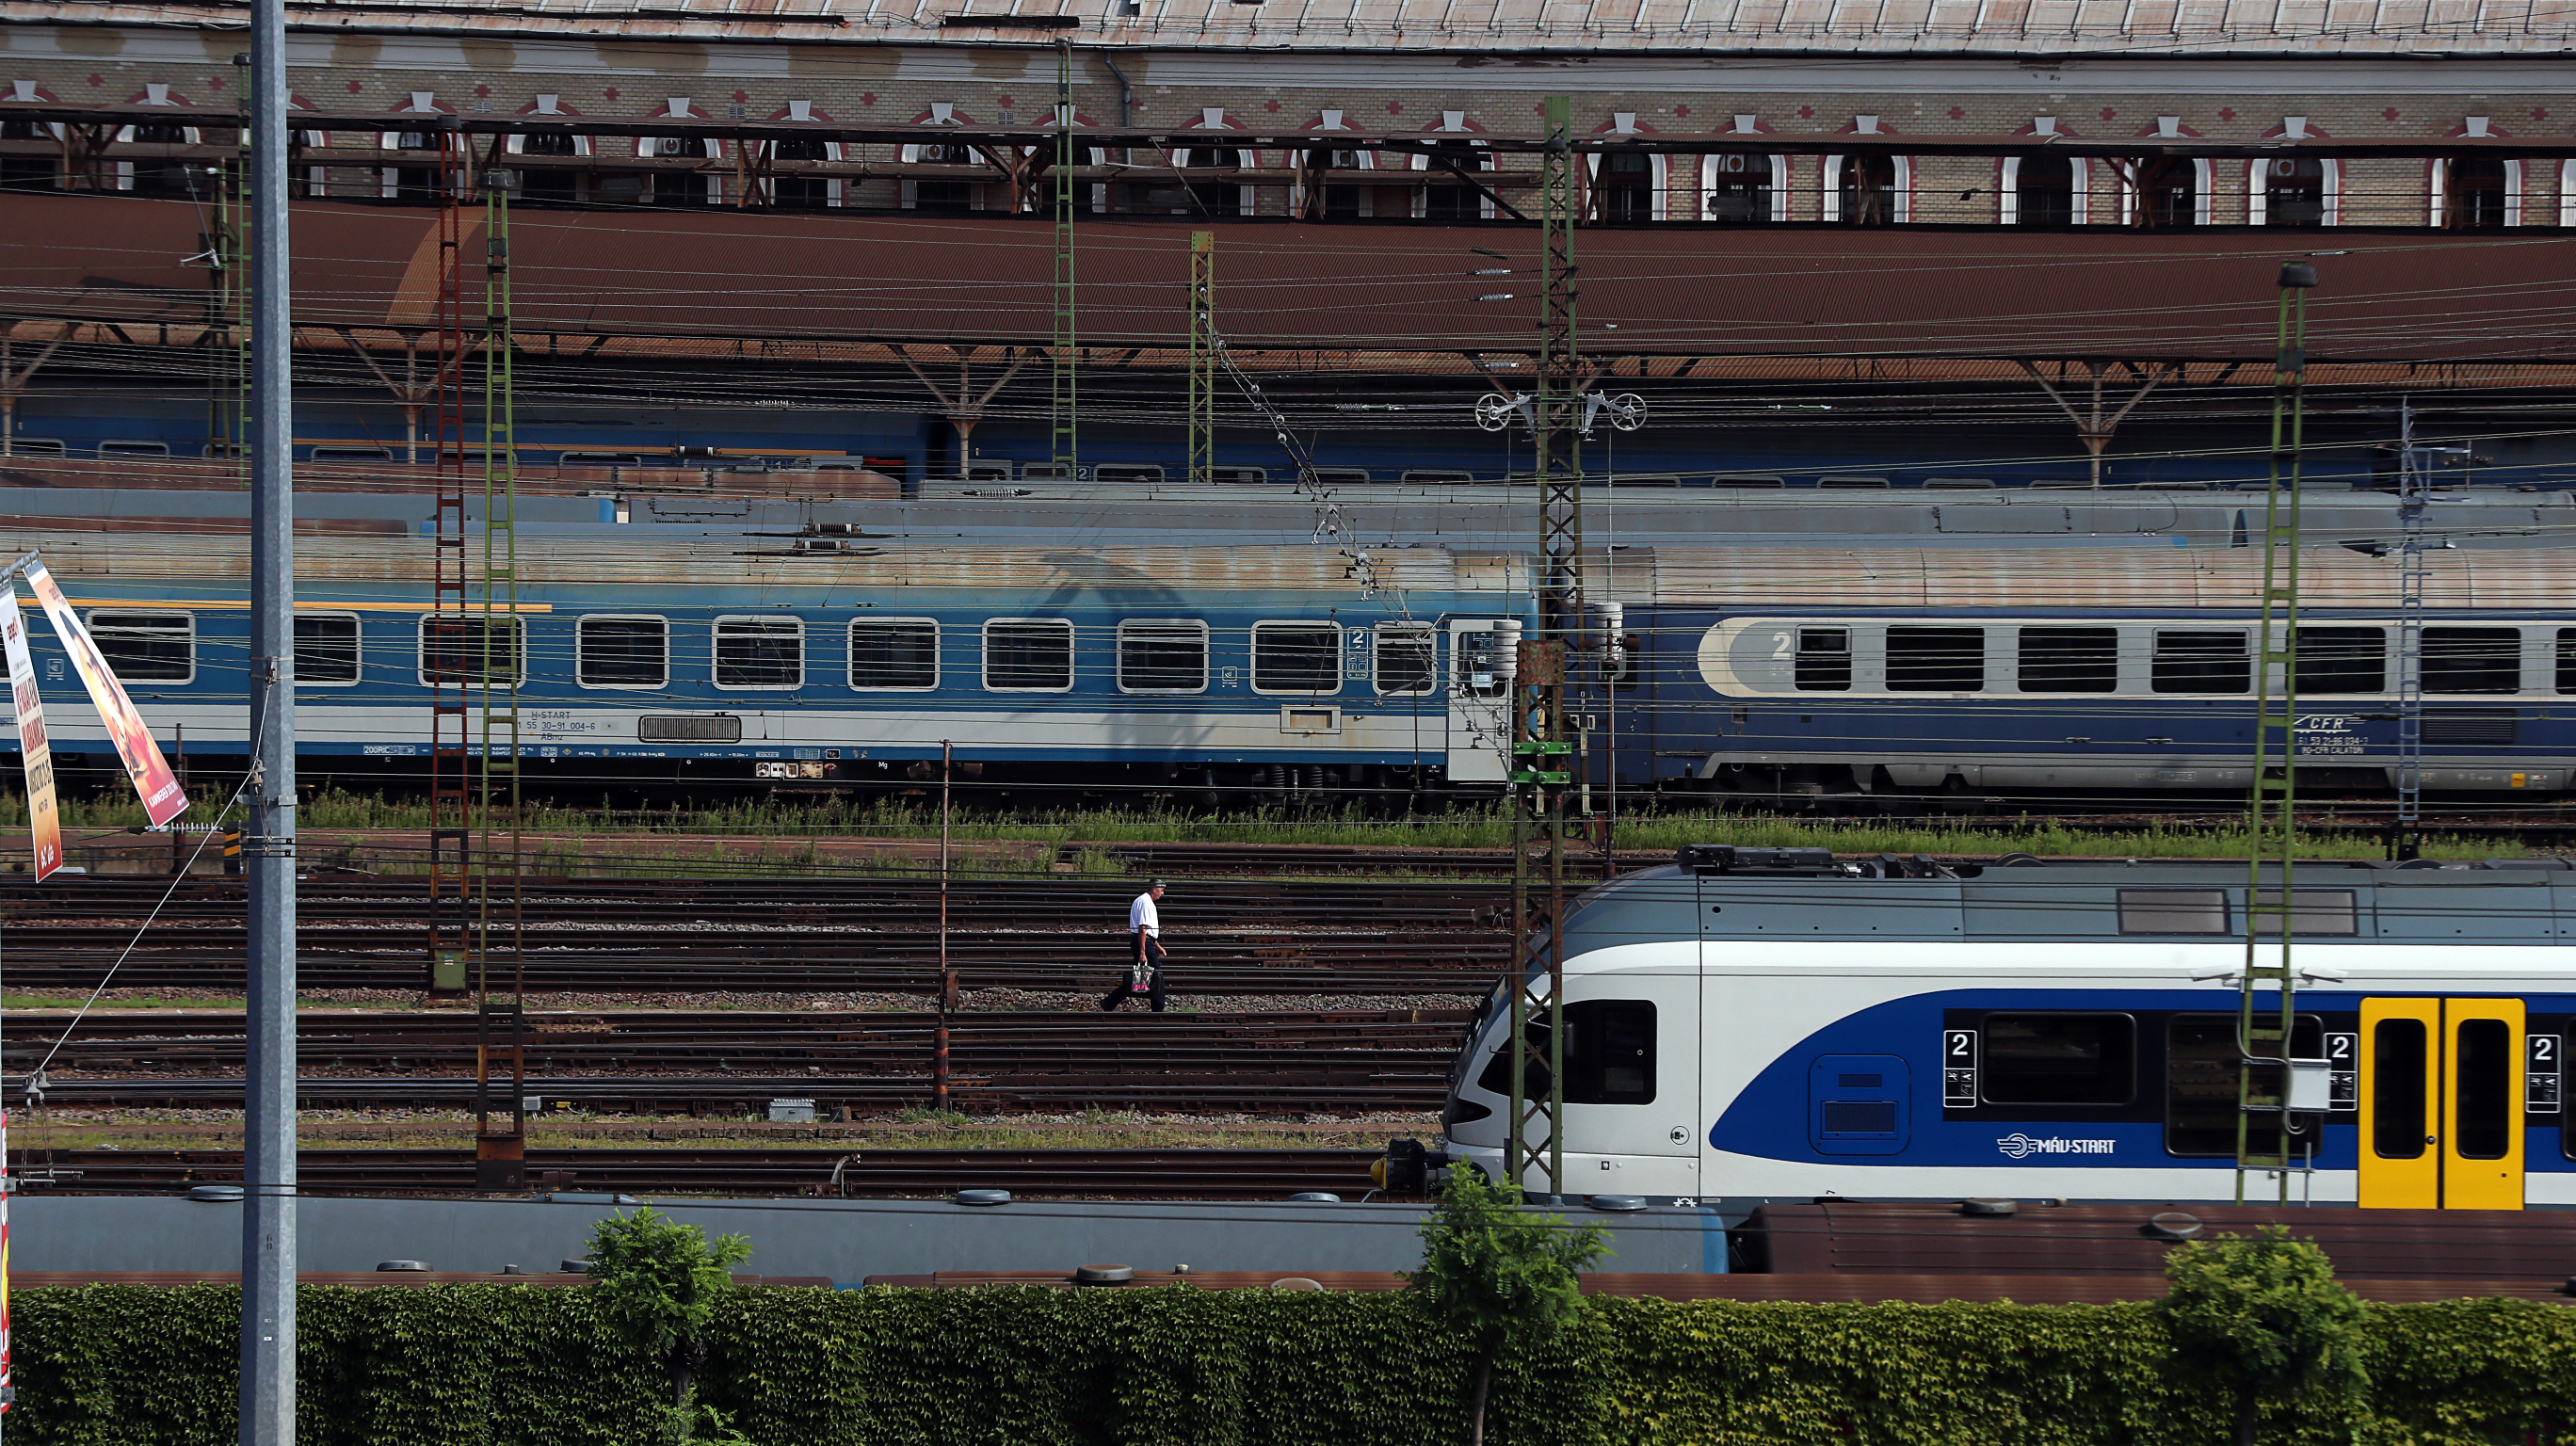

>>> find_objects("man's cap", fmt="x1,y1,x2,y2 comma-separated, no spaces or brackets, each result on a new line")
1148,878,1169,892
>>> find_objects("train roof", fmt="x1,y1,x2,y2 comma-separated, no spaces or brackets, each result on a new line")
1606,541,2576,610
1559,853,2576,952
0,527,1531,601
2,480,2569,554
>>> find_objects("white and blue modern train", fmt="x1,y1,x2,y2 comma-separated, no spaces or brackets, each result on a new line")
6,485,2576,799
1435,848,2575,1212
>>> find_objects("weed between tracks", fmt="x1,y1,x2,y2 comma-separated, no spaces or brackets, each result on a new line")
5,788,2505,876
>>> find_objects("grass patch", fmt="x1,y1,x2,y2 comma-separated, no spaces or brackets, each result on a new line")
20,787,2507,869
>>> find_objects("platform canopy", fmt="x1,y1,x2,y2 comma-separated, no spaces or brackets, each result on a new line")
5,195,2574,384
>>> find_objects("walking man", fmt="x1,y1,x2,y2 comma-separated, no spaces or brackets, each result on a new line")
1101,878,1168,1012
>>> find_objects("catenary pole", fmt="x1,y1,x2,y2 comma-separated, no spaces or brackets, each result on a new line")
241,0,298,1433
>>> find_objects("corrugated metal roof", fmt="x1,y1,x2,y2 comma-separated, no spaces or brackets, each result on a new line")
8,195,2573,366
10,0,2572,54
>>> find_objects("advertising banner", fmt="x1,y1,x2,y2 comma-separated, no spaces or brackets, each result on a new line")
1,1107,11,1416
24,563,187,827
0,591,61,880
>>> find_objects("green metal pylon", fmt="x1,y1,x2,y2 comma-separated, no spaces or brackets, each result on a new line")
1050,39,1078,482
475,169,528,1171
1186,230,1214,487
1505,95,1579,1200
2236,257,2318,1205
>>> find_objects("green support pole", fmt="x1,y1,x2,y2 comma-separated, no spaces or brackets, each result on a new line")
1186,230,1214,488
2236,258,2317,1205
1051,40,1078,482
474,169,528,1188
1505,95,1579,1200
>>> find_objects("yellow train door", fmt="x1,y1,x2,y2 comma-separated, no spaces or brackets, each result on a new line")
2357,998,2525,1210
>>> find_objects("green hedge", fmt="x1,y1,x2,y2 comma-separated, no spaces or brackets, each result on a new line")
9,1285,2572,1445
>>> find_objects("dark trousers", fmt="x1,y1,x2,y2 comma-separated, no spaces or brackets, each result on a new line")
1101,937,1167,1012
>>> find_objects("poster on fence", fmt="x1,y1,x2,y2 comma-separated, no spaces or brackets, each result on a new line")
24,562,187,827
0,591,61,880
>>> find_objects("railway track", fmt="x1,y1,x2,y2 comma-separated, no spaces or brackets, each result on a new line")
3,1146,1388,1200
0,874,1514,994
7,1008,1472,1112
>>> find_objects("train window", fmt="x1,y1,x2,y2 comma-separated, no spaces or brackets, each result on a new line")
97,440,170,458
420,615,523,684
1093,463,1164,486
1375,624,1437,696
2165,1013,2325,1157
2559,629,2576,693
2296,626,2386,694
713,617,803,690
2117,889,2229,934
1302,467,1371,487
2151,629,2248,693
2373,1017,2429,1160
1208,466,1268,485
1473,1000,1656,1105
983,619,1074,692
88,611,194,683
2016,626,2118,693
1252,622,1343,695
2250,889,2359,936
1117,619,1208,694
1794,628,1850,691
2455,1018,2513,1160
1977,1012,2134,1106
849,619,940,691
2423,627,2520,694
293,613,362,686
1884,626,1984,692
577,616,669,689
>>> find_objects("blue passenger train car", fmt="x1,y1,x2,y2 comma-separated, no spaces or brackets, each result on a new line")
1,527,1538,794
1592,542,2576,799
1435,850,2576,1212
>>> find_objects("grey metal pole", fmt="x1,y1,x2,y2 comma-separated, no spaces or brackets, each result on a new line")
241,0,298,1434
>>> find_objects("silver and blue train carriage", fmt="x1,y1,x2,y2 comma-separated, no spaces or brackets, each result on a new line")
1593,543,2576,798
1437,849,2576,1212
0,528,1539,790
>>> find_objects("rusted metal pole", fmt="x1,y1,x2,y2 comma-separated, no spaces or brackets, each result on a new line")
934,740,951,1107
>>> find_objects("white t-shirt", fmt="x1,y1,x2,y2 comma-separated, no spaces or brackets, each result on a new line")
1129,892,1161,938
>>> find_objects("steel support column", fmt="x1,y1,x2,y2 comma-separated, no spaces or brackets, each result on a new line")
2236,258,2316,1206
240,0,298,1433
1505,95,1578,1200
1186,231,1214,488
474,173,526,1191
1050,40,1077,481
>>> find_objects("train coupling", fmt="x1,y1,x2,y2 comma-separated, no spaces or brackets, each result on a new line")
1369,1136,1453,1196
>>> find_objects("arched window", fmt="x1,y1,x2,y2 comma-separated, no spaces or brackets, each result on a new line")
1321,146,1364,217
1701,153,1779,223
909,140,976,212
2259,157,2326,227
1175,144,1249,217
772,137,829,207
0,117,50,192
2012,154,2076,225
1420,138,1493,220
2130,156,2201,228
1837,154,1898,225
1598,150,1651,222
2443,156,2511,229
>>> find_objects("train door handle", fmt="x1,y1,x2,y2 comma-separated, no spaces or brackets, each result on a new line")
1668,1127,1689,1145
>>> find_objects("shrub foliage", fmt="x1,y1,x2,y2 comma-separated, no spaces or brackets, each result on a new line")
7,1283,2572,1446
